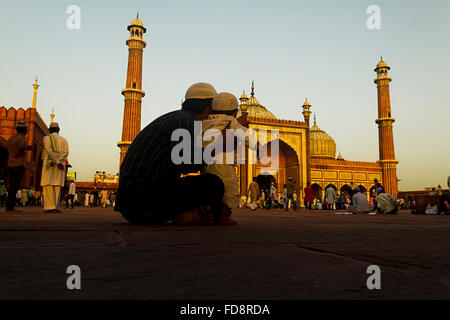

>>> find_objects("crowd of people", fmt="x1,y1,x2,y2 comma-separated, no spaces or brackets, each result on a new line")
238,177,450,216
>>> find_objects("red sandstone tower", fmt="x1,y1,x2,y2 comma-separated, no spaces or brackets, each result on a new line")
118,15,147,168
374,58,399,197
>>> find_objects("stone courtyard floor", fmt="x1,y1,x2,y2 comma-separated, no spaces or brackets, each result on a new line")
0,206,449,300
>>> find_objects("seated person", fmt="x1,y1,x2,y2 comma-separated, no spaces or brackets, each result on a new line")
348,187,370,214
373,188,398,215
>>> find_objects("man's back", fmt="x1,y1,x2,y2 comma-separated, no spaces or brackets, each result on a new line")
120,110,202,183
286,182,295,196
7,134,26,168
352,192,370,212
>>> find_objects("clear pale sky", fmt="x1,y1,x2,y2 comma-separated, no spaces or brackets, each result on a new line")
0,0,449,190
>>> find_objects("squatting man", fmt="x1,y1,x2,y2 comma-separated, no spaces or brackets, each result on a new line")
116,82,277,225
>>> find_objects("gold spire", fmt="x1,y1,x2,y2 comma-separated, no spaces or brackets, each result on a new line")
251,80,255,97
314,113,316,125
31,75,39,109
50,108,55,123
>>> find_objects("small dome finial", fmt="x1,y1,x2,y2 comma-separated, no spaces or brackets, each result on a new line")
50,108,55,124
313,113,317,125
251,80,255,97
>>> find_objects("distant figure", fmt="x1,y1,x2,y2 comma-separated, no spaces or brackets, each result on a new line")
40,122,69,213
304,182,314,210
0,181,6,207
84,192,90,207
6,122,32,213
248,178,260,211
325,186,336,210
21,188,28,207
285,177,296,211
68,180,76,209
100,189,108,208
348,187,370,214
440,192,450,215
374,188,397,215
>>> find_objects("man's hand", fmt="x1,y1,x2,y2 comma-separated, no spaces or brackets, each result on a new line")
237,113,249,127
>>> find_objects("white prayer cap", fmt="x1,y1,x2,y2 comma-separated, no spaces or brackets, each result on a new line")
212,92,239,111
185,82,217,100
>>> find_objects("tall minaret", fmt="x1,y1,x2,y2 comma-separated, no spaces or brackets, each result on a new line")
32,76,39,109
118,14,147,168
374,58,398,197
302,98,312,182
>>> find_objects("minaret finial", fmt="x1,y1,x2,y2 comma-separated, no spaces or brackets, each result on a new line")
50,108,55,123
313,113,316,125
35,75,38,84
380,55,383,61
251,80,255,97
137,11,139,19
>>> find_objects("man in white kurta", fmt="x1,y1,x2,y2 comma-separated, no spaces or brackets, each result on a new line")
40,122,69,213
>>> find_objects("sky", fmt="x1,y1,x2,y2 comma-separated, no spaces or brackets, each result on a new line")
0,0,449,190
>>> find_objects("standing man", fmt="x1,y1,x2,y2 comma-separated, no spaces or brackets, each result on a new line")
325,186,337,210
248,178,260,211
41,123,69,213
100,189,108,208
285,177,296,211
68,180,76,209
304,182,314,210
6,122,32,213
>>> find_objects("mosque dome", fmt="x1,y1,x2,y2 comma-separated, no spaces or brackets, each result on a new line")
375,59,390,71
310,115,336,159
130,18,144,27
128,15,146,32
237,81,277,120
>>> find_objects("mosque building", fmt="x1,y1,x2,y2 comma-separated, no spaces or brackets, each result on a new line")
235,58,399,202
118,16,399,204
0,77,49,188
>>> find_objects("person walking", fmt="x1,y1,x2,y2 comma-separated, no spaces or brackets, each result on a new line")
40,122,69,213
68,180,76,209
6,122,32,213
304,182,314,210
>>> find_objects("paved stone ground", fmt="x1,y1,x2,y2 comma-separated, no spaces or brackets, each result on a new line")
0,206,449,300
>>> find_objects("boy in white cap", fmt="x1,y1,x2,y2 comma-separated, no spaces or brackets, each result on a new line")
202,92,255,223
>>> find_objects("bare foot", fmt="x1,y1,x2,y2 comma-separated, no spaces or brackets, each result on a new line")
215,203,238,225
172,205,214,225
